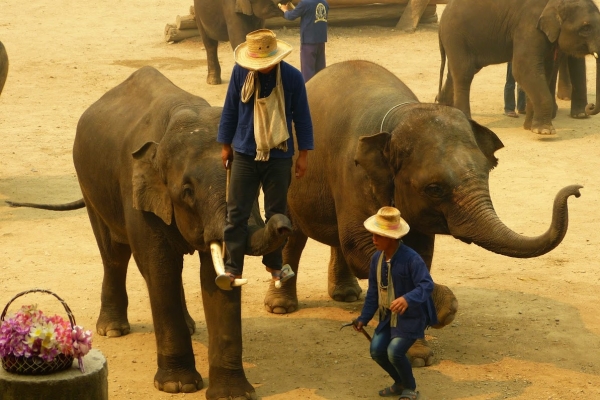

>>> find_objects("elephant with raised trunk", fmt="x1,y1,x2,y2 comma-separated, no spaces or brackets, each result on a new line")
6,66,291,399
194,0,283,84
437,0,600,135
265,60,582,366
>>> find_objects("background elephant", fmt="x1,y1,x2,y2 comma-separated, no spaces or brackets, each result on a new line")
0,41,8,96
437,0,600,135
6,66,291,400
193,0,283,85
266,60,582,365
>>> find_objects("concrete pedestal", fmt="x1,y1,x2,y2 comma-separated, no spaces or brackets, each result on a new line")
0,349,108,400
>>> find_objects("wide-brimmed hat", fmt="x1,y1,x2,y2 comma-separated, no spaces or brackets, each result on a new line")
234,29,292,71
363,207,410,239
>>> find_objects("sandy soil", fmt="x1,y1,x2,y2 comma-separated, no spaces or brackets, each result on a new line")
1,2,600,399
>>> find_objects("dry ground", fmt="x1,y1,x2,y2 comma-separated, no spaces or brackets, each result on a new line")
1,2,600,399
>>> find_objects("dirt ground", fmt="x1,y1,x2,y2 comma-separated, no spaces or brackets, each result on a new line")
1,1,600,399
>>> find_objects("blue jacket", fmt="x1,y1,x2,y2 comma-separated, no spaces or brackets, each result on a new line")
284,0,329,44
357,244,438,340
217,62,314,158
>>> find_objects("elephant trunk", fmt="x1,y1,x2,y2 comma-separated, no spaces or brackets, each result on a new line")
245,213,292,256
450,185,582,258
585,57,600,115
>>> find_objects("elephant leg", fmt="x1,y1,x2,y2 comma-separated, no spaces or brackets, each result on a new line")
264,229,308,314
568,56,588,118
328,246,362,302
436,69,454,106
200,251,255,400
86,207,132,337
130,235,201,393
197,23,221,85
180,282,196,335
408,338,435,367
514,58,555,134
448,61,475,118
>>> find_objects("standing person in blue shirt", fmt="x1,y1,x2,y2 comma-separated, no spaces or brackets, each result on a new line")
216,29,314,291
353,207,437,400
280,0,329,82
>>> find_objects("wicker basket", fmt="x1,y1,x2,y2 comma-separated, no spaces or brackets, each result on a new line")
0,289,76,375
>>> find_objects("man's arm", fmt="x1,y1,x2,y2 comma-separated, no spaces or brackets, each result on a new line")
280,1,306,20
217,66,241,148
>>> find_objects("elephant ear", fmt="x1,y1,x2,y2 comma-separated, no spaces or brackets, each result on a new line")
131,141,173,225
235,0,253,16
354,132,395,207
538,0,562,43
469,120,504,169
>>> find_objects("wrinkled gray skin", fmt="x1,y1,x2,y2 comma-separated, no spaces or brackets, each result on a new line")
266,60,582,366
437,0,600,135
7,66,291,399
555,54,589,118
194,0,283,84
0,41,8,95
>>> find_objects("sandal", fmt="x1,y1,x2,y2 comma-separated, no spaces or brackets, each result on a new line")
399,389,420,400
271,264,295,283
378,383,403,397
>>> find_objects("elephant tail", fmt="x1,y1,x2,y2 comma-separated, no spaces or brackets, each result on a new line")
5,198,85,211
437,35,446,102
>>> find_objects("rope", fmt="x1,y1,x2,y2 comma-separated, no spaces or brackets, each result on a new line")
380,101,418,132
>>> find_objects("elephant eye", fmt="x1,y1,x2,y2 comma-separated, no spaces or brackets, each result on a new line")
424,184,446,198
579,24,592,37
182,184,194,199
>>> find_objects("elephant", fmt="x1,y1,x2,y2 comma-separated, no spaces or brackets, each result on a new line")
6,66,292,399
436,0,600,135
264,60,582,366
194,0,283,85
0,41,8,96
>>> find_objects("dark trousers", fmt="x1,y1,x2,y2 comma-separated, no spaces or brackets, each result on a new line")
370,328,417,390
504,63,526,113
224,153,292,276
300,43,326,82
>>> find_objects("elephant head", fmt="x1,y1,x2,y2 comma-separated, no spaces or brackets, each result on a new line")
235,0,282,19
355,104,582,258
131,113,291,258
538,0,600,115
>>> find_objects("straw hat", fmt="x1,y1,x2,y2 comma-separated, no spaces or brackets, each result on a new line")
234,29,293,71
363,207,410,239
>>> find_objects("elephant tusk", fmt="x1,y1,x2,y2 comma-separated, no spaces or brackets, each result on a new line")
594,52,599,59
210,241,247,289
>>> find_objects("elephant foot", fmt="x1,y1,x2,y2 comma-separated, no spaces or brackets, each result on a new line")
206,73,222,85
264,280,298,314
328,278,362,302
531,123,556,135
154,367,203,393
570,111,588,119
408,338,435,367
96,310,130,337
430,283,458,329
206,366,256,400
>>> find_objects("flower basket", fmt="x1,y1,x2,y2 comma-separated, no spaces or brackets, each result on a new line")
0,289,92,375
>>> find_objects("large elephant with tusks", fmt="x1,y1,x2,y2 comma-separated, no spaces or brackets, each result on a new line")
263,60,582,366
7,66,291,399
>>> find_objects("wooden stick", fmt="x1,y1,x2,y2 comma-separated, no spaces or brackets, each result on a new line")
176,14,198,30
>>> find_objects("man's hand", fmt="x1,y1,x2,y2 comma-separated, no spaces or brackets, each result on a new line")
390,296,409,315
221,144,233,169
352,320,364,332
295,150,308,178
278,3,289,11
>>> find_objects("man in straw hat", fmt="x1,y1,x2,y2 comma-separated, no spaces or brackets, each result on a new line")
353,207,437,399
217,29,314,290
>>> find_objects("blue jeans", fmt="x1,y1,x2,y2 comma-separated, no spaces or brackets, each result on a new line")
370,328,417,390
504,63,526,113
223,152,292,276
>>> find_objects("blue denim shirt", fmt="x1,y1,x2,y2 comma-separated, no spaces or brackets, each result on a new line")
284,0,329,44
217,61,314,158
357,244,438,339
